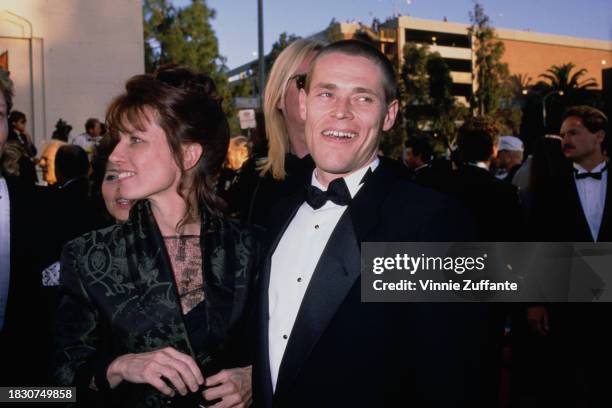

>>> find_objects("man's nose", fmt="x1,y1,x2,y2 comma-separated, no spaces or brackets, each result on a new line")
332,97,353,120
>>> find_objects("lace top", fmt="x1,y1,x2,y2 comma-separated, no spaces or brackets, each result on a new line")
163,235,204,315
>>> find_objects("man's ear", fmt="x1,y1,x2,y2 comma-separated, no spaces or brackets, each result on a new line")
182,143,203,171
299,88,307,121
382,99,399,132
595,130,605,146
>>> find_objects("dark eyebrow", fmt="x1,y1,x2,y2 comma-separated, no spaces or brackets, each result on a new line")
313,83,338,90
312,83,378,96
353,86,377,95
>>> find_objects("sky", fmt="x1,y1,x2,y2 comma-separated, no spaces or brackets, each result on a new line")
172,0,612,69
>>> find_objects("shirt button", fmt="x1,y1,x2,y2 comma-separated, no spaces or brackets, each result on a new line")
314,224,319,229
297,277,302,282
283,334,288,340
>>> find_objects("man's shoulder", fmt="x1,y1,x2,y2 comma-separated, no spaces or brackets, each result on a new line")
385,176,463,219
375,159,452,209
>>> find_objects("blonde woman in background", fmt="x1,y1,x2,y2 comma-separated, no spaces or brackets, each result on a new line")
224,39,323,226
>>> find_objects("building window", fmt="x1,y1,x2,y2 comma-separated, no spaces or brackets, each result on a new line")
405,29,470,48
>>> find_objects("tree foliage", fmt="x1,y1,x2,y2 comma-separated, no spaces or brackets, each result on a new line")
325,19,344,43
267,32,302,72
524,62,601,135
507,73,532,100
398,43,465,152
143,0,239,131
246,32,302,96
538,62,598,93
468,2,510,116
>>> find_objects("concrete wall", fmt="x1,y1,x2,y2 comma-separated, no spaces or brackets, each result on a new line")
0,0,144,149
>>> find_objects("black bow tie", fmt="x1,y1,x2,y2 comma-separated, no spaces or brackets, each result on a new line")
574,164,607,180
306,177,352,210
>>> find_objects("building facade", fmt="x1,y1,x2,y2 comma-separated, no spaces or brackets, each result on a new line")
229,16,611,108
358,16,610,104
0,0,144,150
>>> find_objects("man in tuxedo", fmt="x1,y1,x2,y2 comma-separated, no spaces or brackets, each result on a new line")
0,68,52,386
532,106,610,242
254,40,493,408
525,106,610,407
446,117,523,242
560,105,610,241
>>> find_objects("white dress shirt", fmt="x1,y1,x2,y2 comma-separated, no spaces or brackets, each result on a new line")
267,158,379,391
0,176,11,331
574,161,608,241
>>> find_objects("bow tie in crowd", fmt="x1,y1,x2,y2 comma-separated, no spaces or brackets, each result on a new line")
306,177,352,210
574,164,607,180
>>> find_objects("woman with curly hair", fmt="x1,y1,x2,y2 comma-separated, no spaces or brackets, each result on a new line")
53,66,258,408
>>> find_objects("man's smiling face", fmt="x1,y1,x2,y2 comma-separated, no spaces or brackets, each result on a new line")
299,52,398,186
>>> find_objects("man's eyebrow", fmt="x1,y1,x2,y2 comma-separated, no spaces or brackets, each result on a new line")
312,82,338,90
353,86,377,95
311,83,378,95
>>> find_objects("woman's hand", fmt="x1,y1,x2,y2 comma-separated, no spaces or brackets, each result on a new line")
106,347,204,397
202,365,252,408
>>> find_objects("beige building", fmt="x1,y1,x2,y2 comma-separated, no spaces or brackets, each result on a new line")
0,0,144,150
342,16,611,103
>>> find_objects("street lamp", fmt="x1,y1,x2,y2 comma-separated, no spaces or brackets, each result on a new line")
542,90,564,130
257,0,265,107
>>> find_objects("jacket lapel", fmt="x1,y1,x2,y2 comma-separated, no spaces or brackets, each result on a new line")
272,160,395,400
257,190,305,407
273,211,361,399
123,201,193,355
597,166,612,241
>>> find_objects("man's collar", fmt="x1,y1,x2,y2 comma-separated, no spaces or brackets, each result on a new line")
414,163,429,172
312,157,380,199
573,160,608,174
466,161,490,171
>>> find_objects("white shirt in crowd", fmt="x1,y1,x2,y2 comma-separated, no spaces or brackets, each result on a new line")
0,176,11,331
267,157,379,391
574,161,608,241
71,133,100,159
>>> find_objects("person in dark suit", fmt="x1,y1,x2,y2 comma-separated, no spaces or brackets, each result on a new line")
404,136,452,190
48,144,107,248
254,40,493,408
523,106,611,407
0,67,54,386
447,117,524,242
7,110,38,185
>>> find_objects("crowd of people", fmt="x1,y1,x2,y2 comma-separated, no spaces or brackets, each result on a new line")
0,38,610,408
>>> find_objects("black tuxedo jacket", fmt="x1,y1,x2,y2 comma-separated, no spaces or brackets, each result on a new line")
0,176,52,385
532,166,612,242
254,159,494,408
527,163,612,407
445,164,523,241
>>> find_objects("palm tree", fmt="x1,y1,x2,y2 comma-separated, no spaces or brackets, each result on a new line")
507,73,532,99
538,62,597,93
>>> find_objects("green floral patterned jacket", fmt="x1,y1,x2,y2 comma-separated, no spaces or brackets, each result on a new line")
53,200,259,407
